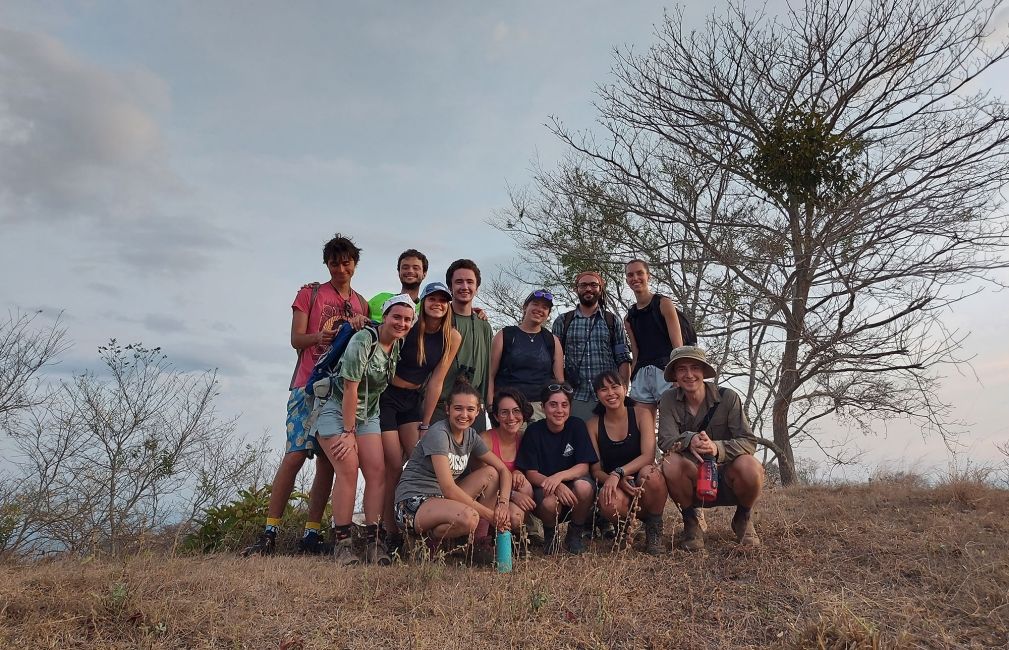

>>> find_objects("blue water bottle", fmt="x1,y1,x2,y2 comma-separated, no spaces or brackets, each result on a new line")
496,530,513,573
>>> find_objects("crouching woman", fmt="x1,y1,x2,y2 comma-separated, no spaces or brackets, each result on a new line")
586,370,667,555
393,381,511,547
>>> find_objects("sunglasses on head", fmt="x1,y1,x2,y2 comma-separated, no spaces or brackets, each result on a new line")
530,290,553,301
547,383,575,395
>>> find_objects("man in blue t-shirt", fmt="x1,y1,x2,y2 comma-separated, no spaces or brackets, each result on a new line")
516,383,598,554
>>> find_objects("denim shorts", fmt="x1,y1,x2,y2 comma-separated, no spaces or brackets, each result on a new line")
394,494,441,531
629,364,674,404
314,397,382,438
285,388,319,457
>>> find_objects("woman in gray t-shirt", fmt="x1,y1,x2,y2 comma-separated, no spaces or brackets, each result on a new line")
394,381,512,542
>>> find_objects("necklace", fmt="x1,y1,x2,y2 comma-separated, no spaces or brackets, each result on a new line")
517,324,539,343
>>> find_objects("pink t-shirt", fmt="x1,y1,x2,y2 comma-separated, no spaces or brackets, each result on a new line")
290,283,368,389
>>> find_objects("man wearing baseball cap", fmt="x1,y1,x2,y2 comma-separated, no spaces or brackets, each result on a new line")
552,271,633,422
657,346,764,550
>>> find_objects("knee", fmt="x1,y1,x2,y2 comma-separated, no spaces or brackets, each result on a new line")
572,480,595,504
510,510,525,531
460,507,480,534
727,455,764,490
662,454,695,481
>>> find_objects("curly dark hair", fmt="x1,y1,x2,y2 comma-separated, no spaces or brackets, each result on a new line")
398,249,429,272
489,387,534,427
322,233,362,264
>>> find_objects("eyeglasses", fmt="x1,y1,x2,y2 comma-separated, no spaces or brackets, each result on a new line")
576,282,600,290
496,407,524,419
530,290,554,301
547,383,575,395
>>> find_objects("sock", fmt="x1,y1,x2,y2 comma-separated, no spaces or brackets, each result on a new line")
681,507,698,522
303,521,321,538
644,513,663,524
734,505,751,518
333,524,352,541
265,517,281,534
543,526,555,541
365,524,379,542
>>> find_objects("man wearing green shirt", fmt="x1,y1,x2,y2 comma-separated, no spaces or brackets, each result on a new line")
368,249,428,322
430,259,493,432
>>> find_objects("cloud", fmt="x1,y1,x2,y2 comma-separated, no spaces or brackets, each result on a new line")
0,27,172,223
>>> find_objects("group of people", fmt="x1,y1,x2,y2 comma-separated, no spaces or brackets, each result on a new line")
242,233,764,565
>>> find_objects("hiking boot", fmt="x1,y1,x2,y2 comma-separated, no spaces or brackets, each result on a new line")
644,517,664,556
332,537,361,567
542,526,559,556
364,537,392,566
296,530,333,555
241,530,276,557
731,509,761,548
593,518,616,541
678,513,704,552
565,523,587,555
386,533,405,561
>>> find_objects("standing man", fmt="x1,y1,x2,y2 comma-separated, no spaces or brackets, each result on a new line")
433,259,493,432
624,259,684,422
658,346,764,551
243,233,370,557
368,249,428,322
553,271,632,423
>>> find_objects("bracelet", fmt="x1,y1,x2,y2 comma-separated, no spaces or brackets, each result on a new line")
419,424,430,431
343,427,357,435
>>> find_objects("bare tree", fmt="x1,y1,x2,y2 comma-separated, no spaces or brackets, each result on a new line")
0,309,69,428
3,341,248,556
496,0,1009,484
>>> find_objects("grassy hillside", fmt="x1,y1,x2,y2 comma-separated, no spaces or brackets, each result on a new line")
2,479,1007,649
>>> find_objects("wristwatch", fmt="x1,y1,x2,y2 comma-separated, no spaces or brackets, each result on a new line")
612,466,625,478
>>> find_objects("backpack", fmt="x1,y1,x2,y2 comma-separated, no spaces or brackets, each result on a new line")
288,282,370,389
499,326,556,375
558,309,619,352
305,321,380,400
626,294,698,347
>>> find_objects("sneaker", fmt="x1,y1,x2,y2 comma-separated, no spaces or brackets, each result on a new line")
296,530,333,555
644,517,664,556
364,537,391,566
386,533,405,561
332,537,361,567
592,518,616,541
241,530,276,557
564,524,587,555
678,513,704,552
731,509,761,548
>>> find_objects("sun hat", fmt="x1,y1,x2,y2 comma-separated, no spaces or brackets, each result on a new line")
419,281,452,301
663,346,717,382
381,293,415,315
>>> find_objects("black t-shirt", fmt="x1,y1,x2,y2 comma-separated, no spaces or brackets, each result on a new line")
516,416,598,477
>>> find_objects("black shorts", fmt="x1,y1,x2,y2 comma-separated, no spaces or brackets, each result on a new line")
379,384,424,431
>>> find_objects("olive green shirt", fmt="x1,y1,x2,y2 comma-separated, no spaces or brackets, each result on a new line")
657,382,756,463
440,309,493,403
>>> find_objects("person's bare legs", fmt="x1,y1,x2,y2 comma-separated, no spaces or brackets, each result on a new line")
307,453,334,524
266,451,308,520
413,499,480,541
381,429,404,535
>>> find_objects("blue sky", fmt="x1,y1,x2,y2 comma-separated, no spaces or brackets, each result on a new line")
2,1,1008,479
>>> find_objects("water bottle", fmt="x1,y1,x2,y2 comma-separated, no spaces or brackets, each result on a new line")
695,454,718,502
496,530,513,573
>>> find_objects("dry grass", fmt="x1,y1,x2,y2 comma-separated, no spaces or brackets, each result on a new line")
2,481,1007,649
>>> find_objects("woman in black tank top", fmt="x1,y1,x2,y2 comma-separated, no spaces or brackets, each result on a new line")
380,282,462,546
586,369,669,554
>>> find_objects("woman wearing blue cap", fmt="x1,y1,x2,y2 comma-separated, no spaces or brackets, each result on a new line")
314,293,415,566
487,289,564,422
379,281,462,555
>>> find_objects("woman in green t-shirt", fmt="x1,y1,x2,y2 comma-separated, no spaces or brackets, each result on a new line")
316,294,415,566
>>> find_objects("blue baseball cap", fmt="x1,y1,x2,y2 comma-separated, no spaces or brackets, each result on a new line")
420,281,452,301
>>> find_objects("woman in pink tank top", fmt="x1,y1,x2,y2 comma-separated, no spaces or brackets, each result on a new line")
481,387,536,533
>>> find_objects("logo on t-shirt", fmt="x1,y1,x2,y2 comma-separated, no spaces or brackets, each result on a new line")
562,443,574,457
448,453,470,473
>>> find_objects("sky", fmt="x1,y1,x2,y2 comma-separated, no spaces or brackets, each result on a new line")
2,1,1008,481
